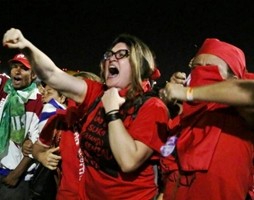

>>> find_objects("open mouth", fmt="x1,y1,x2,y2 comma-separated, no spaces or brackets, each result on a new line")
108,67,119,77
13,77,22,84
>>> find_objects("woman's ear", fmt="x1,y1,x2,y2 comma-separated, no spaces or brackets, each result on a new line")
59,95,67,105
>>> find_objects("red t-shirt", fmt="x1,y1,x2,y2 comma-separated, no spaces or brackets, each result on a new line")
39,79,169,200
79,80,169,200
39,111,85,200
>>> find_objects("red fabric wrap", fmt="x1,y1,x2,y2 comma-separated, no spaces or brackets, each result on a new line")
196,38,246,78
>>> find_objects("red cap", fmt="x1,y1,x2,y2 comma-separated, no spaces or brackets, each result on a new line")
8,53,31,69
196,38,246,78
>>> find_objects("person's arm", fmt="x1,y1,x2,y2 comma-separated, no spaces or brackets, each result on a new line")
164,79,254,106
22,139,33,157
32,141,61,170
101,88,154,172
3,157,32,187
108,120,153,172
3,28,86,104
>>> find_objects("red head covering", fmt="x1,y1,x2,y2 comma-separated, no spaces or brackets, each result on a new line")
196,38,246,78
8,53,31,69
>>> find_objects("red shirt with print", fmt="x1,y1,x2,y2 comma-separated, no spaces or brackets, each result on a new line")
79,80,169,200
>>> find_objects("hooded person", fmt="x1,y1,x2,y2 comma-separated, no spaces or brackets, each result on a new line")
160,38,254,200
195,38,247,78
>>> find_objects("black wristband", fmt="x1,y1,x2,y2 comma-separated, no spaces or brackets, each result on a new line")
106,112,121,123
106,109,119,115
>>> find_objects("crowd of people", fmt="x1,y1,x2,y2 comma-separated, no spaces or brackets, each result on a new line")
0,27,254,200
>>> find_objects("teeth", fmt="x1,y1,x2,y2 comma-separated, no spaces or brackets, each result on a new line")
109,65,116,69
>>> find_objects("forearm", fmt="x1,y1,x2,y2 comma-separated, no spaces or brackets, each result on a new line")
23,43,86,103
108,120,152,172
3,28,60,84
3,28,86,103
3,156,33,186
12,156,33,178
22,43,62,84
191,80,254,106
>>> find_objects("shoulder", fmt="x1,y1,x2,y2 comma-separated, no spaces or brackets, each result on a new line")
0,73,10,83
137,96,169,119
143,96,168,110
86,79,104,94
25,92,43,114
0,74,9,94
83,79,104,106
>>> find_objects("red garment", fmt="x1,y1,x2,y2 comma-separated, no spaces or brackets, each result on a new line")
39,79,169,200
57,130,85,200
0,74,9,99
80,80,169,200
196,38,246,78
39,110,85,200
161,66,254,200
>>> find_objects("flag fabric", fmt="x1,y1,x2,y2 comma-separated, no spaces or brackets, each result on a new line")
38,98,66,133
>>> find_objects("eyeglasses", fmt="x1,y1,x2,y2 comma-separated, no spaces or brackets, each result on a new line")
103,49,129,60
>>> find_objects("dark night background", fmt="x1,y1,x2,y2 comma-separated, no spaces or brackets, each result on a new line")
0,0,254,84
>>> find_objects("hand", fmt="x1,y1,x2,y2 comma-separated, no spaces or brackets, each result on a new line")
159,88,171,104
102,87,125,113
170,72,186,85
162,82,187,102
38,147,62,170
22,139,33,157
3,28,29,49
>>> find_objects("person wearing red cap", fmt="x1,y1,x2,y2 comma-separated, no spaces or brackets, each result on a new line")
159,38,254,200
0,53,43,200
3,28,169,200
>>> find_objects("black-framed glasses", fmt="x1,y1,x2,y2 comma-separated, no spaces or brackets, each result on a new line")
103,49,129,60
